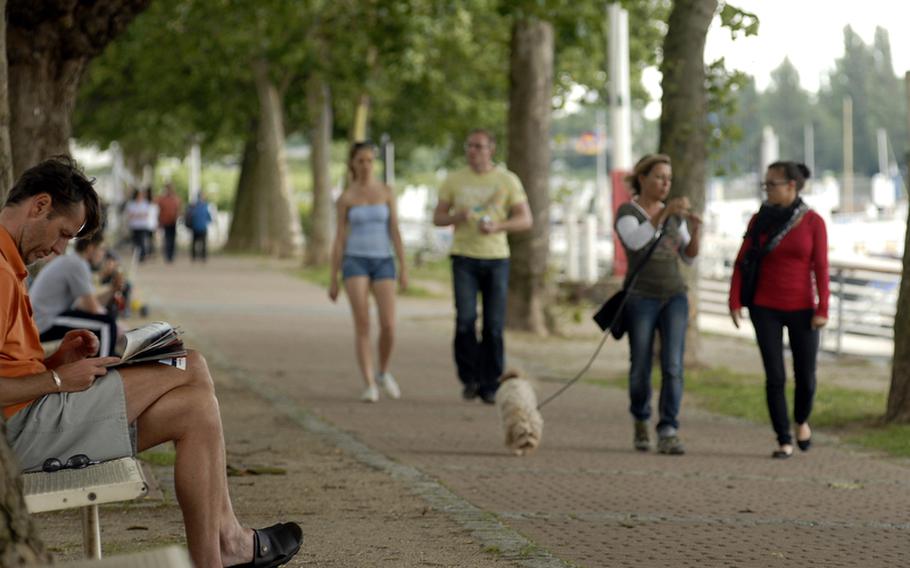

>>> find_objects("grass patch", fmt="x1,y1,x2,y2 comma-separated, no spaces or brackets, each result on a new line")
409,256,452,284
138,448,177,467
850,424,910,456
588,366,909,457
482,544,503,556
294,265,331,288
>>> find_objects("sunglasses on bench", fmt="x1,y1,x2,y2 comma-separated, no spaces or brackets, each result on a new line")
42,454,96,473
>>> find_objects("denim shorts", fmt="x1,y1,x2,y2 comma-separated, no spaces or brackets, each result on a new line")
342,255,396,281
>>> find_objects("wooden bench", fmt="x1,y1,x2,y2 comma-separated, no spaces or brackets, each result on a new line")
23,457,149,559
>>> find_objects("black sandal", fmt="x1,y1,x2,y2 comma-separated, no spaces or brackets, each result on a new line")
228,522,303,568
796,424,812,452
771,448,793,459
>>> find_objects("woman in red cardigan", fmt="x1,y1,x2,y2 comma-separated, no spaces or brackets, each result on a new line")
729,161,829,459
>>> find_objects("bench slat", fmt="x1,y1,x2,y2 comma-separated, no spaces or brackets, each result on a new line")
23,457,148,514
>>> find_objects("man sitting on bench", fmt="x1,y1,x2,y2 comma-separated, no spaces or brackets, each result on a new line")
0,156,302,568
30,231,122,357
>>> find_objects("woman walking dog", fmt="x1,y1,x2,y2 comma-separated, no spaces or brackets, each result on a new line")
615,154,702,455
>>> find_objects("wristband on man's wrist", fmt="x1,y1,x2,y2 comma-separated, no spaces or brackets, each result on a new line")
50,370,62,391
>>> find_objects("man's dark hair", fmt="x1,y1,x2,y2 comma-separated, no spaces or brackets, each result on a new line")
5,155,102,239
74,230,104,253
767,160,811,191
468,128,496,147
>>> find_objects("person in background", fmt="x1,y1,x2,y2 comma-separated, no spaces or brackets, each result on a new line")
187,192,213,262
124,188,150,262
98,248,133,319
157,183,181,263
728,161,828,459
329,142,407,402
614,154,702,455
432,129,532,404
30,232,123,357
145,187,159,259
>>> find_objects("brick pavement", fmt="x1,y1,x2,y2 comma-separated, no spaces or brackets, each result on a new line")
139,256,910,568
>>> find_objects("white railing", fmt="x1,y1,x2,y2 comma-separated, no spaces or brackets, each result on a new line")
698,251,900,358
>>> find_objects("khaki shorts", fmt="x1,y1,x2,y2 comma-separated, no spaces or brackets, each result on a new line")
5,370,136,473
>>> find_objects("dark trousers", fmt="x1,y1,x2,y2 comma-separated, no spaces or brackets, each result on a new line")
40,309,119,357
162,224,177,262
131,229,148,262
451,255,509,396
750,306,819,445
191,229,207,261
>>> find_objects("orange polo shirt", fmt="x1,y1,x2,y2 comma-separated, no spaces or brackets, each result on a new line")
0,226,47,419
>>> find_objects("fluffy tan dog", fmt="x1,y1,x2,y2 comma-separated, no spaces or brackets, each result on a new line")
495,369,544,456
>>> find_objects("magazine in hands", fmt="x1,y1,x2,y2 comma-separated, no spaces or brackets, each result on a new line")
110,321,187,367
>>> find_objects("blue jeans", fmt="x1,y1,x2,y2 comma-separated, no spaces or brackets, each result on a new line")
625,292,688,435
451,255,509,396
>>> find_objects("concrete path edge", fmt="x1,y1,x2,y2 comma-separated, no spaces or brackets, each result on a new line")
161,298,574,568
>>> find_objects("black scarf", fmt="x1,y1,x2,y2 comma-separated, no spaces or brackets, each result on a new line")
753,197,804,237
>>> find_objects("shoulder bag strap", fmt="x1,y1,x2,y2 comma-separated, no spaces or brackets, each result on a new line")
623,227,667,292
761,202,810,257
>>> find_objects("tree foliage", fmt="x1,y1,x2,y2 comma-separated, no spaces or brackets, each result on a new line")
75,1,672,173
74,0,314,160
710,25,908,177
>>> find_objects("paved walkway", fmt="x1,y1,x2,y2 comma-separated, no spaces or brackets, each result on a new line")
137,255,908,567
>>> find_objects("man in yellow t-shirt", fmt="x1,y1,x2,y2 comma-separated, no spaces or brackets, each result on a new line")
433,129,532,403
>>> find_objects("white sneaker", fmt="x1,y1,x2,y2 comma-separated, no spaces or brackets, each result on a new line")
360,384,379,403
377,372,401,399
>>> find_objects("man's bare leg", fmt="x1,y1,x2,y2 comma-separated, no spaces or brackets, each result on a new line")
119,351,253,567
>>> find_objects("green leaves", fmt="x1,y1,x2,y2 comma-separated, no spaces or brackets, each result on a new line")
718,2,759,39
72,0,672,175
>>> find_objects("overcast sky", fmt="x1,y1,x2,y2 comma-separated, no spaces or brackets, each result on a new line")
641,1,910,118
706,0,910,92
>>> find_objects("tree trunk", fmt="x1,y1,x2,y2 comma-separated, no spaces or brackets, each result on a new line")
657,0,718,366
885,71,910,422
123,147,157,190
0,0,13,199
226,125,262,252
505,17,553,336
304,74,333,267
0,420,52,564
6,0,150,177
6,46,84,178
0,3,52,559
226,60,301,257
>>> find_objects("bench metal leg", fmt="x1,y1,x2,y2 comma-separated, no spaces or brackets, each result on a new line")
82,505,102,559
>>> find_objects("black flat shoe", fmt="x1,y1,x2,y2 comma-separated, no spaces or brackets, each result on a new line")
771,449,793,459
462,384,479,401
228,522,303,568
797,438,812,452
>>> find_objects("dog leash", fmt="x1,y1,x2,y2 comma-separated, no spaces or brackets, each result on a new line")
535,292,631,410
536,227,668,411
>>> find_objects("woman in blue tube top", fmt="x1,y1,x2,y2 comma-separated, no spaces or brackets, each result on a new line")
329,142,408,402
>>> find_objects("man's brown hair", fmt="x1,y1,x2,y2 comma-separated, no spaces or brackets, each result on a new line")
5,155,102,239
